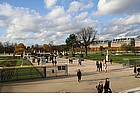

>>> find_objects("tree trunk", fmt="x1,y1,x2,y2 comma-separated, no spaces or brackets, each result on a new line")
80,46,83,54
85,46,88,56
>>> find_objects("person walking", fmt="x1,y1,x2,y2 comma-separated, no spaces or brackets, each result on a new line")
96,61,99,71
78,58,82,65
104,78,112,93
104,62,107,72
77,69,82,82
99,62,102,72
137,67,140,76
37,58,40,65
110,58,113,64
96,81,103,93
134,66,137,78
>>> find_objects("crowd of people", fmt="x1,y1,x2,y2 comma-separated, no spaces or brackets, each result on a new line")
34,53,58,66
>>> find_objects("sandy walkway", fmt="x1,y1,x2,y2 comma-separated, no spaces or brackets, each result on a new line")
0,57,140,93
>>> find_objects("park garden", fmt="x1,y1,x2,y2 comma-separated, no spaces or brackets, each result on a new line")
0,55,45,82
0,27,140,82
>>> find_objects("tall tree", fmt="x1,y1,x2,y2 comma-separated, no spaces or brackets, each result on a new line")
66,34,77,56
43,44,51,52
14,43,26,57
76,27,97,56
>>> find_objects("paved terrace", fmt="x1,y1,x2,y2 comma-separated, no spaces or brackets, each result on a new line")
0,56,140,93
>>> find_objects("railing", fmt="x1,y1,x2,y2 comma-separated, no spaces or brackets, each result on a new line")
0,64,68,82
123,59,140,67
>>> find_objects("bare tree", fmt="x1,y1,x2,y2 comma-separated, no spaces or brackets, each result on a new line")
76,27,97,56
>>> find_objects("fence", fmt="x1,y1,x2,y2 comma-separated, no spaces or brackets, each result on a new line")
0,64,68,82
123,59,140,67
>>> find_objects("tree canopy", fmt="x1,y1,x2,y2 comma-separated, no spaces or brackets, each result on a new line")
66,34,78,55
76,27,97,56
14,43,26,56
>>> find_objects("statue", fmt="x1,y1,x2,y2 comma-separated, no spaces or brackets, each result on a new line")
106,50,109,62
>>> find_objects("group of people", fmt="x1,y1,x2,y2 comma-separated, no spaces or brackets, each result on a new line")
50,54,57,66
76,69,112,93
134,66,140,78
96,60,107,72
96,78,112,93
96,61,102,71
36,54,57,66
69,58,82,65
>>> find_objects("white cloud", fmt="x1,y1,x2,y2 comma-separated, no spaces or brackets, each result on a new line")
0,3,45,44
67,1,83,13
110,13,140,26
76,12,88,20
95,0,140,15
0,3,98,45
44,0,57,9
46,6,67,20
80,1,94,10
99,13,140,40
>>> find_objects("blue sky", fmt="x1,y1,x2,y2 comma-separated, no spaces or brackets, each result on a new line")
0,0,140,46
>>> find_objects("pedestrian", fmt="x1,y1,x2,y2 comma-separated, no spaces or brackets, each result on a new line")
54,60,57,66
137,67,140,75
37,58,40,65
110,58,113,64
77,69,82,82
78,58,82,65
96,81,103,93
99,62,102,71
52,60,54,66
104,78,112,93
134,66,137,78
104,62,107,72
96,61,99,71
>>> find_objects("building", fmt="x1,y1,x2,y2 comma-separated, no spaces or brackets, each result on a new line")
90,36,140,51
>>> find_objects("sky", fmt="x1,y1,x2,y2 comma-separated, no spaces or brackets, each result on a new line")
0,0,140,46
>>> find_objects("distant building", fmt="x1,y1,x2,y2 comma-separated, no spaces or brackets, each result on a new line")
90,36,140,51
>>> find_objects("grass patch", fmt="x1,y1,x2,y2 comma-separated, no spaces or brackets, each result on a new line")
0,56,43,81
68,52,140,64
13,67,43,80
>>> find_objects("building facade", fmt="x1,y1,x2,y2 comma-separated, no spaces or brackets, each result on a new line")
90,36,140,51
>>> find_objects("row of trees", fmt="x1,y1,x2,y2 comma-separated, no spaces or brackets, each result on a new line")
1,26,139,57
0,42,52,57
0,42,17,53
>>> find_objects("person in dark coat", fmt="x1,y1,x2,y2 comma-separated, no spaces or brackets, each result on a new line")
104,78,112,93
96,81,103,93
110,59,113,64
134,66,137,78
78,58,82,65
96,61,99,71
77,69,82,82
137,67,140,76
54,60,57,66
99,62,102,71
37,58,40,65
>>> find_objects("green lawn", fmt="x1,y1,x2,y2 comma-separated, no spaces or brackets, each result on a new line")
0,56,32,67
0,56,43,81
69,52,140,64
13,67,43,80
